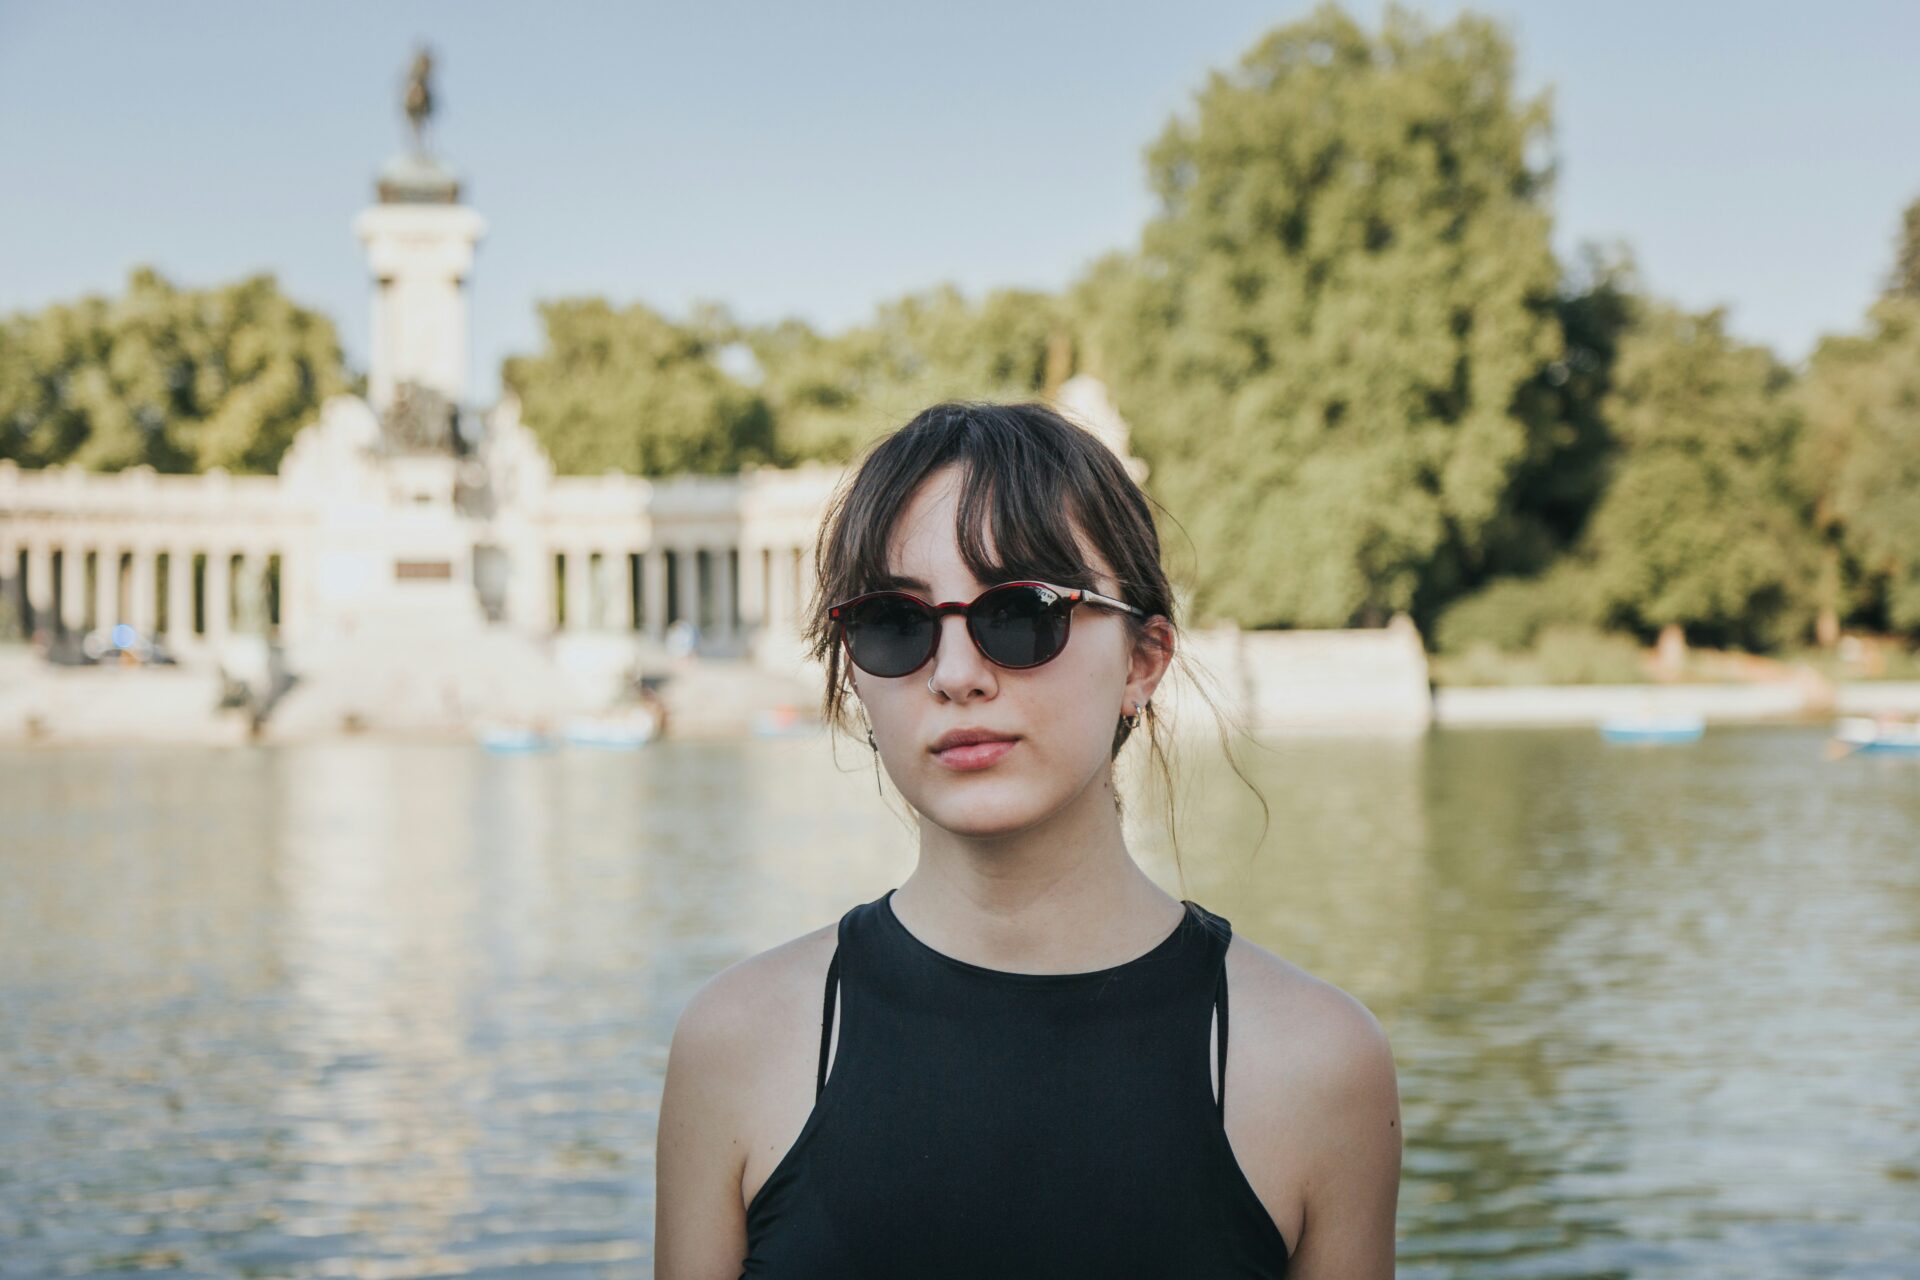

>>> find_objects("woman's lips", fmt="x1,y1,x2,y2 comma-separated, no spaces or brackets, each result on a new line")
932,739,1018,771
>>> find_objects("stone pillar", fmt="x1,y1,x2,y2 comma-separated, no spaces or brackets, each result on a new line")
274,548,291,637
230,552,251,633
739,542,766,631
674,546,699,635
60,542,86,635
94,544,119,630
353,203,487,417
715,544,737,643
765,545,790,644
590,550,614,630
0,531,16,627
642,546,667,642
166,546,195,643
622,551,641,632
129,546,156,634
799,543,818,622
25,538,53,637
239,551,268,634
205,549,231,640
562,548,588,630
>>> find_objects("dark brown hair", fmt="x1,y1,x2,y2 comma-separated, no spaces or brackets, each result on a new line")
801,400,1268,895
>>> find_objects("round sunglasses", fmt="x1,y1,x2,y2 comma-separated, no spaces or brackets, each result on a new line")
827,580,1147,678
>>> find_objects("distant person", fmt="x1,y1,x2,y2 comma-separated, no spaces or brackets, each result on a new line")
654,402,1401,1278
666,618,700,658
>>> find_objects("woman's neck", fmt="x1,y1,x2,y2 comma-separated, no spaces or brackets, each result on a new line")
895,784,1183,974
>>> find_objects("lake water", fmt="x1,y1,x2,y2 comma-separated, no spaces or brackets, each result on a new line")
2,726,1916,1278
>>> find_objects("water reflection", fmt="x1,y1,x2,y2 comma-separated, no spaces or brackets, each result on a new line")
1,726,1916,1276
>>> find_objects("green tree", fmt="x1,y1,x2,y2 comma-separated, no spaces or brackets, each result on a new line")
1799,295,1920,634
1888,196,1920,300
0,267,349,473
1074,3,1563,628
501,297,776,475
1581,300,1819,649
745,284,1070,463
1487,243,1638,576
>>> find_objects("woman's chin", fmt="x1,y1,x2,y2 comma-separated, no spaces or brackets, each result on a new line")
916,787,1050,839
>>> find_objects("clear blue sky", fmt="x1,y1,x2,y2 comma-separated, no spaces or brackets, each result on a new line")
3,1,1917,404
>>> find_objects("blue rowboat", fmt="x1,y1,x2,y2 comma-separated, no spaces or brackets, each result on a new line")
1832,716,1920,756
1599,713,1705,743
561,707,660,750
475,722,554,754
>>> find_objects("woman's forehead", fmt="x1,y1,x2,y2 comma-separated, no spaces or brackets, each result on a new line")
882,466,1115,590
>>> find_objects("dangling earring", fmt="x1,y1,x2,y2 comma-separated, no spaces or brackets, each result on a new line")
865,719,883,795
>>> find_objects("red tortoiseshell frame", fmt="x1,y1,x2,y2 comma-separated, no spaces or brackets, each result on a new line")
827,580,1147,676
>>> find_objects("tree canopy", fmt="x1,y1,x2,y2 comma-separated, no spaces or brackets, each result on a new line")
1579,300,1818,649
1074,3,1563,628
1799,295,1920,632
6,3,1919,651
0,267,349,473
742,284,1070,463
501,297,776,475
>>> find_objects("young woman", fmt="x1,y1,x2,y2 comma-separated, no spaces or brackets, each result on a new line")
655,401,1401,1279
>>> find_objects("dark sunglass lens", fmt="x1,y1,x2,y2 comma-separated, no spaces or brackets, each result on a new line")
844,595,934,676
971,584,1069,667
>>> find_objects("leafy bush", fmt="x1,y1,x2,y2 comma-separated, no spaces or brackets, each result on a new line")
1431,624,1646,686
1433,563,1604,654
1532,624,1647,684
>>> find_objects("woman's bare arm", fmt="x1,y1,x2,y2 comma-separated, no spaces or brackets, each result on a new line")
1284,988,1403,1278
654,972,754,1280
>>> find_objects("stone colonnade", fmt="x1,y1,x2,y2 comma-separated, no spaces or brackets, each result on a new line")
542,541,810,642
0,530,282,648
0,458,837,662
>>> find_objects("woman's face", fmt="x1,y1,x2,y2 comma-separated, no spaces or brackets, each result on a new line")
846,466,1171,840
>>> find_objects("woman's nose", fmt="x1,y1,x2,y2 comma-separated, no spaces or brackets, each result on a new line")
927,614,994,694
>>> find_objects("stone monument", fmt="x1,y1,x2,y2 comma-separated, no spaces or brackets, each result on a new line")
353,46,486,418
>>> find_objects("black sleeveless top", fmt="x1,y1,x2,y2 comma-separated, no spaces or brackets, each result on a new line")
739,889,1293,1278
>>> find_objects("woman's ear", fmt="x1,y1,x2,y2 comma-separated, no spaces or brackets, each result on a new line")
1124,615,1175,710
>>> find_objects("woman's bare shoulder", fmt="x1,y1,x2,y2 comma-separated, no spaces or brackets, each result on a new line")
671,916,841,1060
1224,931,1402,1271
1224,933,1393,1069
656,919,843,1277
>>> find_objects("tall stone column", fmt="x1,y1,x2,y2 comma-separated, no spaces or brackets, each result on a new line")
275,550,293,639
618,548,641,633
205,549,231,640
589,551,612,629
765,545,790,644
674,546,699,636
239,551,271,634
799,543,819,622
642,546,667,642
715,545,737,643
560,549,587,630
166,547,195,644
230,552,250,633
60,542,86,634
129,545,156,634
739,542,766,631
0,531,16,627
25,538,53,637
354,203,487,418
94,545,119,630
